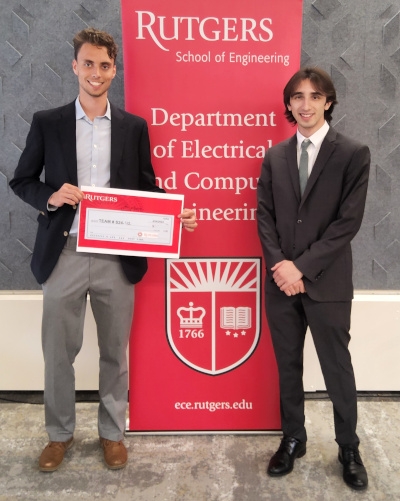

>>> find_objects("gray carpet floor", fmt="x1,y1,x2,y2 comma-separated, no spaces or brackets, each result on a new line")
0,398,399,500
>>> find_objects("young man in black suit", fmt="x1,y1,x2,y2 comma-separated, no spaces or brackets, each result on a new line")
257,67,370,490
10,28,197,472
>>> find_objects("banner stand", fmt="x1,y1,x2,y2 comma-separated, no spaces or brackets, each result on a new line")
121,0,303,434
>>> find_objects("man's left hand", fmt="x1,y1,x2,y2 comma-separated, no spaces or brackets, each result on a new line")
272,260,303,291
282,279,306,296
178,209,197,232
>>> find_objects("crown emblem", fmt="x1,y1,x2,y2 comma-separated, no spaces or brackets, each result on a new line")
177,302,206,328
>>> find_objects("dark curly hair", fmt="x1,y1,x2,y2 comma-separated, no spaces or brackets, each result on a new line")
73,27,118,62
283,67,338,124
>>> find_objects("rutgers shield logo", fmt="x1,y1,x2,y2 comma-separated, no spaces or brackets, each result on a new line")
166,258,261,375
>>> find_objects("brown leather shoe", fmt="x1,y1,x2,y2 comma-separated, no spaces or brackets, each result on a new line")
39,437,74,472
99,437,128,470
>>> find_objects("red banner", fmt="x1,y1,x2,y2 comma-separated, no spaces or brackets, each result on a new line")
121,0,303,432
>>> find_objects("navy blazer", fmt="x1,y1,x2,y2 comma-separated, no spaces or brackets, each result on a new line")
257,127,370,302
10,101,164,284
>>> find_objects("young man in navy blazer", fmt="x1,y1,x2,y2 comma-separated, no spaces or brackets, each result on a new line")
10,28,197,472
257,67,370,490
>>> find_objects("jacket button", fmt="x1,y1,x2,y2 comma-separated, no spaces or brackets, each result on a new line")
73,205,77,210
63,231,69,237
297,219,302,224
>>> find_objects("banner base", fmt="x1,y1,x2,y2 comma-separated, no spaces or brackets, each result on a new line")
125,429,281,436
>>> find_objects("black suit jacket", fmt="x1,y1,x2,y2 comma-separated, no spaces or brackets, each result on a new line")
257,127,370,302
10,100,164,284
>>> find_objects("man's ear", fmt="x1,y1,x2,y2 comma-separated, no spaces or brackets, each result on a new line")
72,59,78,76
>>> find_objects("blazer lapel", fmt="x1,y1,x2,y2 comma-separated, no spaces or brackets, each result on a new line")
110,104,126,187
59,102,78,185
300,127,337,206
285,135,302,203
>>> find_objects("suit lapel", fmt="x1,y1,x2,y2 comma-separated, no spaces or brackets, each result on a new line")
110,104,126,187
59,102,78,185
300,127,336,205
285,135,302,203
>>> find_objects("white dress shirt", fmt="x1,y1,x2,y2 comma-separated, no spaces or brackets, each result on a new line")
296,121,330,176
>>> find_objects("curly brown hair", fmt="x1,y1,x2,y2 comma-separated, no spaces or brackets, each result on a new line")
73,27,118,62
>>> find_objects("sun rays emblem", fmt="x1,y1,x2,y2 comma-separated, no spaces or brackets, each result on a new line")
166,258,261,375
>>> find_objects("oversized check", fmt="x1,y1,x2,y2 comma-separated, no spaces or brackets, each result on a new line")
77,187,184,258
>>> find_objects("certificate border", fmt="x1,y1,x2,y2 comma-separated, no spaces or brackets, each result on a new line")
77,186,184,258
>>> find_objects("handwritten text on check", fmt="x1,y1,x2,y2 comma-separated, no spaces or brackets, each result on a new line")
85,208,174,246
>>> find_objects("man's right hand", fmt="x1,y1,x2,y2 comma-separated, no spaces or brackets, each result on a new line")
48,183,84,208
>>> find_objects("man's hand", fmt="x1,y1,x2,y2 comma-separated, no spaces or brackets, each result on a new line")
282,279,306,296
48,183,84,208
178,208,197,232
272,260,303,291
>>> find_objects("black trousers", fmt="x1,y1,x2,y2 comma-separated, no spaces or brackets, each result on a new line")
265,291,359,446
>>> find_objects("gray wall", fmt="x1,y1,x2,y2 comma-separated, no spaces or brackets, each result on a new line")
1,0,399,290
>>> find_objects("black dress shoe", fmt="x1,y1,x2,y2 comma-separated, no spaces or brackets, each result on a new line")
338,446,368,490
267,436,306,477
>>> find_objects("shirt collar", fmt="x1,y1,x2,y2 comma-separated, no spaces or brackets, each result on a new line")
296,121,329,148
75,97,111,120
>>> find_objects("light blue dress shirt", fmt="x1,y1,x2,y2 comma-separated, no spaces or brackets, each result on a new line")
69,97,112,235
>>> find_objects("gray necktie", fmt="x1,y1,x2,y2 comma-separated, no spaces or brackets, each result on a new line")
299,139,311,196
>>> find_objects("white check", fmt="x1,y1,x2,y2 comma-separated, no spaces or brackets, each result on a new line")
85,208,174,245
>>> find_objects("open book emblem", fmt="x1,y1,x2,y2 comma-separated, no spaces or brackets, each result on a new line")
166,258,261,375
220,306,251,330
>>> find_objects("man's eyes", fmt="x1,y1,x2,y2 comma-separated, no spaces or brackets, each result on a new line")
292,95,322,100
83,63,110,70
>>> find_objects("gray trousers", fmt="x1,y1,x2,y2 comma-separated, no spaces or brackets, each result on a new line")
42,237,135,442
